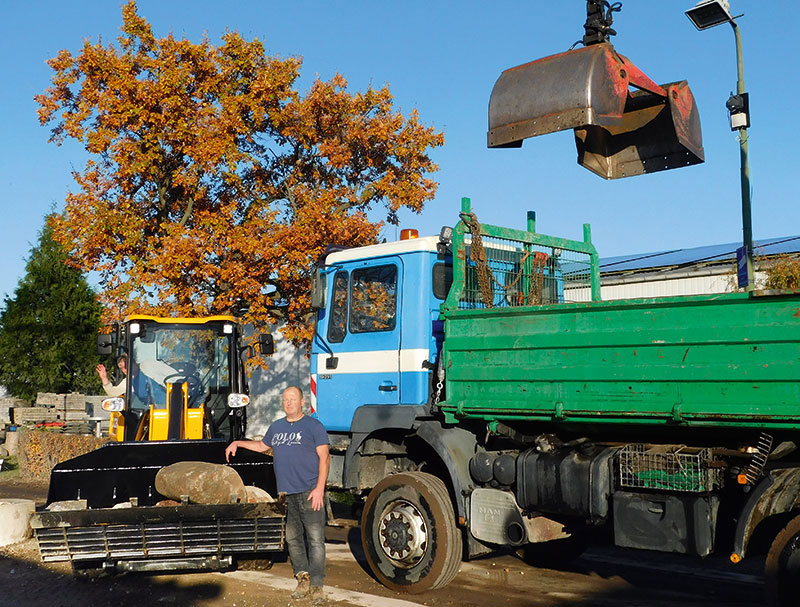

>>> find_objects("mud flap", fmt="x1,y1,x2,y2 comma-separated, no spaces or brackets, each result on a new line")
488,43,703,179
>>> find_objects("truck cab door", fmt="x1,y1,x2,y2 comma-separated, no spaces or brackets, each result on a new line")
314,258,402,431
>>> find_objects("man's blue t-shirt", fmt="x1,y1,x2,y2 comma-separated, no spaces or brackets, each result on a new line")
263,415,329,495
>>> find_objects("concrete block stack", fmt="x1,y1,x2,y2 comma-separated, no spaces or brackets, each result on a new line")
12,405,60,425
3,392,108,436
35,392,65,409
8,393,96,434
9,393,63,427
62,393,91,434
0,397,29,425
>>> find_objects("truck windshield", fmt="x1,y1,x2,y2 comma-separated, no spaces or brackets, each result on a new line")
128,324,232,412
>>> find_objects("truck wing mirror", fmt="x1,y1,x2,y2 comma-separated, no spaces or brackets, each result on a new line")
258,333,275,356
96,333,113,356
311,269,327,310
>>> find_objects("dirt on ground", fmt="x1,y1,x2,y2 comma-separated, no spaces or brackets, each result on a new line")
0,476,427,607
0,476,766,607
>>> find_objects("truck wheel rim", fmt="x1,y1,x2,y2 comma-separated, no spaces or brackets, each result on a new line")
377,500,428,567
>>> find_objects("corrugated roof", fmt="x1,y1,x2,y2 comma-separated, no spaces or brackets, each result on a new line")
599,236,800,274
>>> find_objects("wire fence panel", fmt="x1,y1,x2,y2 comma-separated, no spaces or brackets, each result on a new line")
458,235,595,310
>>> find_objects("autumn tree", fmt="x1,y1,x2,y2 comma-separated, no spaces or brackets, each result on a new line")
0,219,102,400
37,1,444,347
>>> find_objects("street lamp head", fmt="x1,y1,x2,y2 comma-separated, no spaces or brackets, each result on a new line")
686,0,733,30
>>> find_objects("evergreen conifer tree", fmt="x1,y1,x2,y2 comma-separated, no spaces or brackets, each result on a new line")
0,217,102,400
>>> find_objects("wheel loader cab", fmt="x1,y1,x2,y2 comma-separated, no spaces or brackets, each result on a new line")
101,316,252,442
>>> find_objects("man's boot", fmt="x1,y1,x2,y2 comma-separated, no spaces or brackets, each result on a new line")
309,586,327,606
290,571,310,599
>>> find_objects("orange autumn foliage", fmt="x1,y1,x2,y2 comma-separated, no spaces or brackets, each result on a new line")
36,1,444,351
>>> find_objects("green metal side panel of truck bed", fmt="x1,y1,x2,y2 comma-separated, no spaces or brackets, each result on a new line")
441,291,800,428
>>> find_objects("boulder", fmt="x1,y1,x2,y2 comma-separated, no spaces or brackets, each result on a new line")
154,499,181,507
155,461,247,505
45,500,88,512
0,499,35,546
245,485,276,503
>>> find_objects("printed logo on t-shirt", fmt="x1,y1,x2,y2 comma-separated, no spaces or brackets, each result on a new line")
271,431,302,447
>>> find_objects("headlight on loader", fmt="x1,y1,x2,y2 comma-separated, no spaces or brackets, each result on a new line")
101,397,125,412
227,393,250,408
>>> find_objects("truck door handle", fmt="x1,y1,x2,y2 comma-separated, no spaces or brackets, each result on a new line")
379,382,398,392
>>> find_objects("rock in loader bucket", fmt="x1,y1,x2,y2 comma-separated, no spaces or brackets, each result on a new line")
488,43,704,179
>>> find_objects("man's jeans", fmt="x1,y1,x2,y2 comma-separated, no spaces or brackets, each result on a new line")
285,490,326,587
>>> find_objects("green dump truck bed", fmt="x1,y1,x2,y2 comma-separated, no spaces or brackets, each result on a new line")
441,290,800,429
440,199,800,430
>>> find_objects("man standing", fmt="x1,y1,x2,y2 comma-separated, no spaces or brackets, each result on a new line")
225,386,330,605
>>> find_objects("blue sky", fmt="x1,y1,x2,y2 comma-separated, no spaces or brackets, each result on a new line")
1,1,795,301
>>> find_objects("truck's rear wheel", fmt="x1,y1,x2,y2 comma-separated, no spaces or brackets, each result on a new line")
766,513,800,606
361,471,461,593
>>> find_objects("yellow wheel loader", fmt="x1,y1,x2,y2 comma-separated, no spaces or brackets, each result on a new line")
31,316,285,575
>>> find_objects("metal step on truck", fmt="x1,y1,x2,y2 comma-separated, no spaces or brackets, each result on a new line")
30,316,286,575
309,197,800,606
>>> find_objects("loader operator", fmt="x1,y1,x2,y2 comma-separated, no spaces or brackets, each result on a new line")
97,353,167,408
96,354,128,397
225,386,330,606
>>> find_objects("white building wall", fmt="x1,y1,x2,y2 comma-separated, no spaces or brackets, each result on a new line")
601,275,732,300
600,270,768,301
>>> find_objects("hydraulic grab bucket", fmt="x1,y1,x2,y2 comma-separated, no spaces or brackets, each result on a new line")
487,43,704,179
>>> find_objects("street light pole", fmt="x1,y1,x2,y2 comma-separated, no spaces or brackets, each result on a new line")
686,0,754,291
731,19,755,292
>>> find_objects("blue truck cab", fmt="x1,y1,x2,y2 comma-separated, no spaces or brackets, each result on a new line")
310,233,450,432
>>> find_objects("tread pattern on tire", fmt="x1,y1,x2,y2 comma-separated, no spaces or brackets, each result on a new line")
414,472,461,590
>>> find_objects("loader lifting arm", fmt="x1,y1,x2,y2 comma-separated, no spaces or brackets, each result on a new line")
488,1,704,179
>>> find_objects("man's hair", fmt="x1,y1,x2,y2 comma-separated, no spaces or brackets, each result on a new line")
284,385,304,400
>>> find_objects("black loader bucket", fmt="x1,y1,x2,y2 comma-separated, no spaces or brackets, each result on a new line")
487,43,704,179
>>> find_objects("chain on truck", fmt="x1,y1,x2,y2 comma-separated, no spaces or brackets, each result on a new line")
307,3,800,606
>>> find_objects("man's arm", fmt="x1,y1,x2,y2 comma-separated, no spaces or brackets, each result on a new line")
308,444,330,511
225,439,272,461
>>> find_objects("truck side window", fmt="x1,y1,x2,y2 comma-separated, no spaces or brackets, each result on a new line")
328,271,349,343
350,265,397,333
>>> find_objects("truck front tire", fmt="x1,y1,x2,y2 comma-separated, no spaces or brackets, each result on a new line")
361,471,461,593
